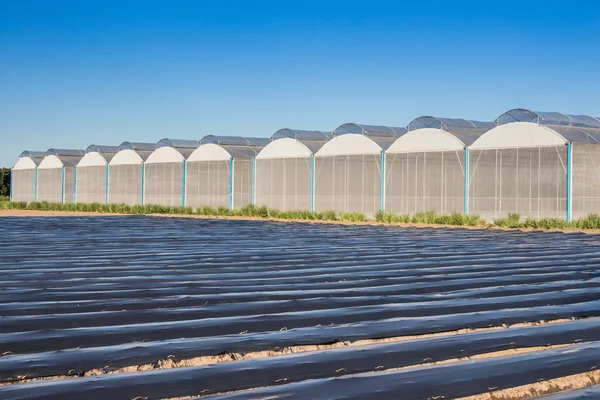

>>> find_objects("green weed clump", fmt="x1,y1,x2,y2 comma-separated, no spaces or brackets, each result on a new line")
493,213,521,228
571,213,600,230
339,212,367,222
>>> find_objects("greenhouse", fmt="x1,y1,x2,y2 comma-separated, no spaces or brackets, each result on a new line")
11,150,46,202
108,142,156,206
75,145,119,204
469,109,600,221
385,116,494,215
255,129,331,211
186,135,270,209
37,149,85,204
314,124,406,216
144,139,200,207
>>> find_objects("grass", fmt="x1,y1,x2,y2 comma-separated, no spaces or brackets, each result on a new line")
4,199,600,230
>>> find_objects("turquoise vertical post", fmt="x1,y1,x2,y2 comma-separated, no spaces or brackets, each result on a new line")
380,151,385,212
140,164,145,206
251,157,256,206
61,166,65,204
33,168,38,202
228,158,233,210
464,148,469,215
105,165,109,205
566,142,572,223
181,160,187,207
9,168,13,202
310,155,316,213
73,166,77,203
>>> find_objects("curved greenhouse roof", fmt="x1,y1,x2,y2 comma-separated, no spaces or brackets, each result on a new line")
148,138,202,164
334,123,407,138
119,142,156,152
272,129,332,141
189,135,268,162
40,149,85,169
496,109,600,129
200,135,271,147
79,145,119,167
14,151,46,170
471,122,600,150
109,142,156,166
257,129,332,159
388,116,495,152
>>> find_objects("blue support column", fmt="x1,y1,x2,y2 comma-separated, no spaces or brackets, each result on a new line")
228,158,233,211
105,165,109,205
310,155,315,213
380,151,385,212
9,168,13,202
566,142,572,223
251,157,256,206
34,168,38,202
72,166,77,204
140,164,145,206
181,160,187,207
61,166,65,204
464,148,469,215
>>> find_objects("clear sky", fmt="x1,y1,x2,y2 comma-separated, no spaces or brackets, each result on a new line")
1,0,599,167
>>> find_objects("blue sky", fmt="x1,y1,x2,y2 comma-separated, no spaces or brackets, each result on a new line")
1,0,599,166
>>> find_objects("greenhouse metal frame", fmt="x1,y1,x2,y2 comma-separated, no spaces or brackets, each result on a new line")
469,109,600,221
37,149,85,204
75,145,119,204
255,129,331,211
108,142,156,206
314,124,406,216
11,151,46,203
186,135,270,210
385,116,494,215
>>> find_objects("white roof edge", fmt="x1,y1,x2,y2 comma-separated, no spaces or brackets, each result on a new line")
38,155,65,169
316,134,383,157
187,144,232,162
145,147,186,164
13,157,38,170
109,149,144,166
470,122,567,150
77,152,109,167
387,128,465,153
256,138,312,159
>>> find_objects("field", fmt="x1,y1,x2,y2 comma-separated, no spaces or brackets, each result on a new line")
0,216,600,399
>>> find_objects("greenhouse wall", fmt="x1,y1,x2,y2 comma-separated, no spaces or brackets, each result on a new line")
37,167,75,204
572,143,600,220
385,150,464,215
108,164,143,206
314,154,381,216
76,166,107,204
255,157,311,211
232,159,253,209
12,169,36,202
469,146,567,221
144,162,183,207
185,160,230,209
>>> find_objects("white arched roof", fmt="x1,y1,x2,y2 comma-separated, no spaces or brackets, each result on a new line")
13,157,38,170
316,134,383,157
77,152,110,167
387,128,466,153
146,147,188,164
38,155,66,169
256,138,313,159
471,122,600,150
187,144,232,162
109,150,146,166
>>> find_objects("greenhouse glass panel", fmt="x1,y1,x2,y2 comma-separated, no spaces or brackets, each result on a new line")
233,159,253,209
572,143,600,219
108,164,142,206
76,166,106,204
314,154,381,216
144,162,183,207
12,169,35,202
385,150,464,214
185,160,230,209
37,169,63,203
469,146,567,221
255,157,311,211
